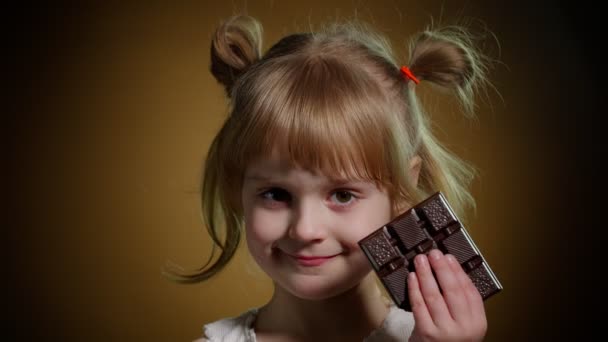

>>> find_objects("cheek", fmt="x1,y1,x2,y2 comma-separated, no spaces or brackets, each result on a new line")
342,198,393,246
244,207,289,244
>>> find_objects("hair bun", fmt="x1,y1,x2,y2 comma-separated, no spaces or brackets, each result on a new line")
408,25,493,114
210,15,263,97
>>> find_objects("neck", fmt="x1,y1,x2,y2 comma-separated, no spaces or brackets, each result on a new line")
255,274,390,340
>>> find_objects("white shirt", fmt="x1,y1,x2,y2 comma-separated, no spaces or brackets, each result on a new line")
198,304,415,341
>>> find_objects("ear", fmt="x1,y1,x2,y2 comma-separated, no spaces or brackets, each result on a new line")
408,155,422,187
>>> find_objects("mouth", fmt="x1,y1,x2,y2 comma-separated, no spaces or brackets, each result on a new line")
285,252,341,267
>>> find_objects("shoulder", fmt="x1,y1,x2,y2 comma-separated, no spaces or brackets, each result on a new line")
365,305,415,342
200,308,258,342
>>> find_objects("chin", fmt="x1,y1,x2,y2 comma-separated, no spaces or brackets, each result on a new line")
278,272,364,301
286,281,348,301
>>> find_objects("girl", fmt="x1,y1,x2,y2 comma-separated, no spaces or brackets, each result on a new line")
167,14,494,341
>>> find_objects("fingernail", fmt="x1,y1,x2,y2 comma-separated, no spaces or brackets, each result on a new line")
429,249,442,260
415,254,427,267
446,254,457,264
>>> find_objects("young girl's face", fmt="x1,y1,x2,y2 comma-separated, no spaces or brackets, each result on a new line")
241,152,393,300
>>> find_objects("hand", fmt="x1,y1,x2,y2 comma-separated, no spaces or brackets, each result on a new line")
407,249,487,342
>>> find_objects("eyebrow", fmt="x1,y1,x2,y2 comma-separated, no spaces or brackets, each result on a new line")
243,174,271,182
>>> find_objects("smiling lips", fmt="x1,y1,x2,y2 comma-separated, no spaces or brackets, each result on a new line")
286,253,341,266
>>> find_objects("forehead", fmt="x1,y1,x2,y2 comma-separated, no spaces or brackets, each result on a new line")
244,147,363,181
243,148,357,183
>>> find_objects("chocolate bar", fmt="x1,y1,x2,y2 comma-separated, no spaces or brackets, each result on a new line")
358,192,502,311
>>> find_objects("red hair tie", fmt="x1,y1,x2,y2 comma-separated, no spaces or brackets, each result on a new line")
400,66,419,84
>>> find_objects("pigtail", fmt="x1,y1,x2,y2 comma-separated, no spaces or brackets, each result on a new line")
210,15,263,97
163,127,244,283
408,25,492,115
164,16,262,283
405,24,496,220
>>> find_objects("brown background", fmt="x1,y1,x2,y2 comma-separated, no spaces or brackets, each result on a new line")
8,0,602,341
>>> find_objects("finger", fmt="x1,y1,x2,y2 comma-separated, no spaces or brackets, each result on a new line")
407,271,435,333
414,252,451,324
447,254,486,324
430,251,470,321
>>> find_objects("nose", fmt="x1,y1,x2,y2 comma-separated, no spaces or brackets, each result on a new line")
287,198,328,242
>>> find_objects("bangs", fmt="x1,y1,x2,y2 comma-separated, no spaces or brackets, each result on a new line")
235,56,399,184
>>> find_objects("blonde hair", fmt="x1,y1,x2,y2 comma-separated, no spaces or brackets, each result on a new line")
164,15,494,283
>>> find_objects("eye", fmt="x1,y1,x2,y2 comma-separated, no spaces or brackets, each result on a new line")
330,190,356,206
260,187,291,203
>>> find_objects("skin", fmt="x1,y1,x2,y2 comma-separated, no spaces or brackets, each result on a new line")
239,153,486,341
